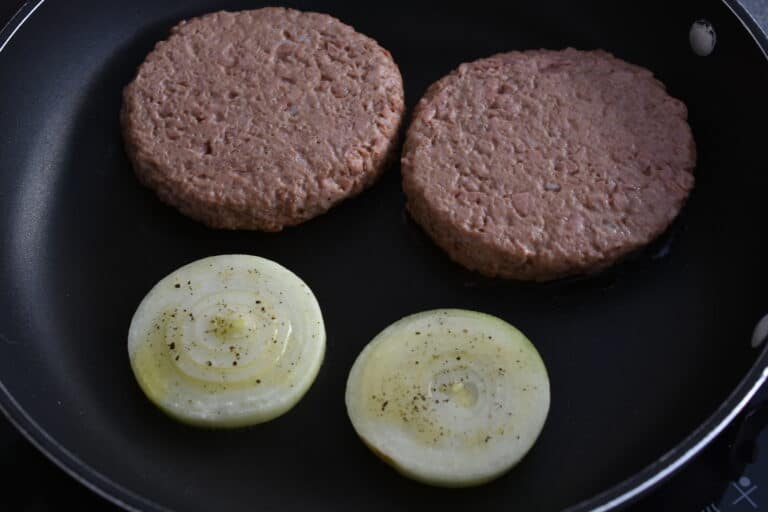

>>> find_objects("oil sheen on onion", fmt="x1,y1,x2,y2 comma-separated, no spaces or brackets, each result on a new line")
345,309,549,486
128,254,325,428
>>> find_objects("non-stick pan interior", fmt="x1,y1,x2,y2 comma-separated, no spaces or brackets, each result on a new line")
1,0,767,510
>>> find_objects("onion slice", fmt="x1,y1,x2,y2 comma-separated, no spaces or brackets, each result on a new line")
345,309,549,486
128,254,325,428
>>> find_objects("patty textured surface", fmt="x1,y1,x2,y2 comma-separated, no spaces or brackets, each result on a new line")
402,49,696,281
122,8,404,230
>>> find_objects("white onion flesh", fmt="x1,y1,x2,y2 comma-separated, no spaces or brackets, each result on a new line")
345,309,549,487
128,255,325,428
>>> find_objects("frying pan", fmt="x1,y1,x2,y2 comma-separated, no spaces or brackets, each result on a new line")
2,0,768,510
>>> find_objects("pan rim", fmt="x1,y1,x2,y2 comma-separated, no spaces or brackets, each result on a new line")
572,4,768,509
1,0,767,511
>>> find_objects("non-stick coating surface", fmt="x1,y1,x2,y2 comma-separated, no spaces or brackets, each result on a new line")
1,0,768,510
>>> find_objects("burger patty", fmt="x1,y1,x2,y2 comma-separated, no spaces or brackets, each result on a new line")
402,49,696,281
122,7,405,231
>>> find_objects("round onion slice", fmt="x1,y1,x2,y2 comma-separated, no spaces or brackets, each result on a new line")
128,254,325,428
345,309,549,486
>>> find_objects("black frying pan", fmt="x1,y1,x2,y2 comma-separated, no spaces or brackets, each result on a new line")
2,0,768,510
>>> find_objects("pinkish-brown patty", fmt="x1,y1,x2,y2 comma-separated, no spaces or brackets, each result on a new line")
402,49,696,281
122,8,404,231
